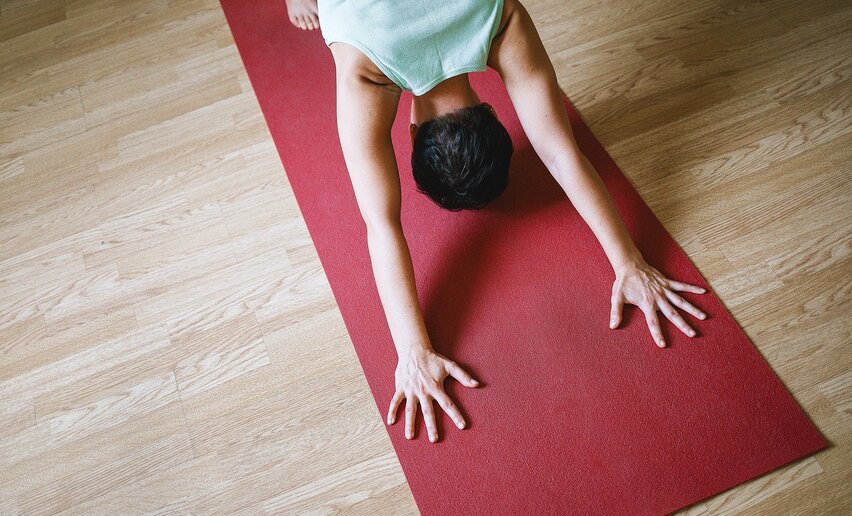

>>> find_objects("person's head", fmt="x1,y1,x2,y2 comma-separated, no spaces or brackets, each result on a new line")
410,102,513,211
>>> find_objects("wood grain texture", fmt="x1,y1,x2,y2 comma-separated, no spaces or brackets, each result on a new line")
0,0,849,513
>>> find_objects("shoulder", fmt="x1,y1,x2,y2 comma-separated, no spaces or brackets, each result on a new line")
487,0,540,76
494,0,518,38
329,41,402,93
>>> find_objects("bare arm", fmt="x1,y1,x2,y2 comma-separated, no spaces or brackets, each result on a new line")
333,50,478,441
488,0,642,272
487,0,707,347
334,59,430,356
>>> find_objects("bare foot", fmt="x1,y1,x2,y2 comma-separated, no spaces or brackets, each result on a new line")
285,0,319,30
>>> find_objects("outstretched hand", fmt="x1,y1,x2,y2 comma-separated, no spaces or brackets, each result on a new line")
387,348,479,443
610,259,708,347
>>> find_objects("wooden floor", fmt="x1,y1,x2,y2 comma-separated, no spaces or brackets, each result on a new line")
1,0,849,513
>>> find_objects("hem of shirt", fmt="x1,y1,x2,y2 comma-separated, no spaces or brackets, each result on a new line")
410,64,489,96
324,37,410,92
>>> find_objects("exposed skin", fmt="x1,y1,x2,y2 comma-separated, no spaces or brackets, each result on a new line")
285,0,319,30
286,0,709,443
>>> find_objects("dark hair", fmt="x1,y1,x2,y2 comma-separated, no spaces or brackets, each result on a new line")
411,103,513,211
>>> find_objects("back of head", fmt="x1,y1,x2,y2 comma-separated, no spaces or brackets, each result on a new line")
411,103,513,211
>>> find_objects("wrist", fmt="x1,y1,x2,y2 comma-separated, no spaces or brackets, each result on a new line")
611,249,645,274
396,339,433,358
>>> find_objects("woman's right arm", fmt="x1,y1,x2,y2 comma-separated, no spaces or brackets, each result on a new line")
334,55,480,443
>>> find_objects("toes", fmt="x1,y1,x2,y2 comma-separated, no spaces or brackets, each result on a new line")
289,10,318,30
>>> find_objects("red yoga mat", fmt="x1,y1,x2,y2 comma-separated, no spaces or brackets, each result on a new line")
218,2,829,513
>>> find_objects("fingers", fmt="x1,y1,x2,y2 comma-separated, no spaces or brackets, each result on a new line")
387,390,404,425
445,361,479,387
432,389,466,429
405,396,416,439
420,396,439,442
610,292,624,329
397,390,467,441
664,289,706,320
667,279,707,294
657,298,696,338
394,358,478,442
643,303,666,348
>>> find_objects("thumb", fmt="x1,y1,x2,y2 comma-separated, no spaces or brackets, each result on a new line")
610,293,623,329
445,360,479,387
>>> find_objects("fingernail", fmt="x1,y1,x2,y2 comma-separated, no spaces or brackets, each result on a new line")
471,379,479,386
457,420,465,429
430,435,436,443
699,313,706,319
406,431,411,439
688,329,696,337
658,340,666,347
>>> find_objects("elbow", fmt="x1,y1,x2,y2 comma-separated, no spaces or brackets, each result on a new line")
363,211,402,236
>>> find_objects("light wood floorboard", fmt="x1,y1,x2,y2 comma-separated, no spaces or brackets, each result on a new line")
0,0,849,513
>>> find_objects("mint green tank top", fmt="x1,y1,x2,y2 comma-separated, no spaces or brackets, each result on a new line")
317,0,505,96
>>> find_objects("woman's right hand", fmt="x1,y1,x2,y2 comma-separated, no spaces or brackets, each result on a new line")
387,347,480,443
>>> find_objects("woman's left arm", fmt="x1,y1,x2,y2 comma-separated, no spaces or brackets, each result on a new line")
489,0,708,348
552,151,708,348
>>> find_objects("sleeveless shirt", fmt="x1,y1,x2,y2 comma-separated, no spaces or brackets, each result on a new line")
317,0,505,96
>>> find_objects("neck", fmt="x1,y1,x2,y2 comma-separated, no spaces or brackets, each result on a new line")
411,74,481,125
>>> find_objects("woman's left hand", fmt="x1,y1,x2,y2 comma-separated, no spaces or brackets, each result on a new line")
609,259,708,348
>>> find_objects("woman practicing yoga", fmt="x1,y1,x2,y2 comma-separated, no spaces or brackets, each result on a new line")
284,0,709,443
